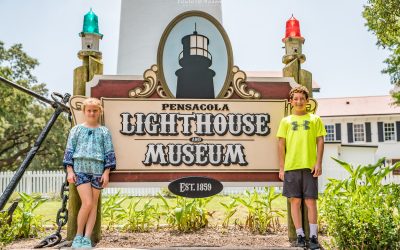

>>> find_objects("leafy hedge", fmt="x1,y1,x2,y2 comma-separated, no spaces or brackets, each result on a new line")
320,158,400,249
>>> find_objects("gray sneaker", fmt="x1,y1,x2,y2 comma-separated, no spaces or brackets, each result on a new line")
294,235,306,247
309,235,320,249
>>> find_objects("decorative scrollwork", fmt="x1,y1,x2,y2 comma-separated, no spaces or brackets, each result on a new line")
306,98,318,114
129,65,159,98
156,85,168,98
223,66,261,99
223,86,234,99
69,95,87,111
129,65,169,98
68,95,88,125
287,98,318,115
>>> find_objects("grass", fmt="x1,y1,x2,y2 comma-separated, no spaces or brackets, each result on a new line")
5,191,289,226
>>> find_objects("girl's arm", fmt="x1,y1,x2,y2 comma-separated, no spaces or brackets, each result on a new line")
103,129,116,171
63,126,78,169
102,128,116,188
66,165,76,183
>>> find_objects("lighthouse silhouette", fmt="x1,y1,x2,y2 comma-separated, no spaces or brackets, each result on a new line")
175,24,215,98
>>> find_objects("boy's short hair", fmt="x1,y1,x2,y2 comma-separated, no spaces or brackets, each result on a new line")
289,85,309,100
82,97,103,113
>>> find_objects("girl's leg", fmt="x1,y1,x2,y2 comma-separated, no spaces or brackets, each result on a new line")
84,187,101,238
76,183,94,235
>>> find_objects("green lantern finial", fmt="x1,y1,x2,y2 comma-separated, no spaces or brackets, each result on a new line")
80,8,103,37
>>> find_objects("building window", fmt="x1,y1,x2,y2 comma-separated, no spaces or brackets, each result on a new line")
353,123,365,142
384,122,396,141
392,159,400,175
325,125,335,142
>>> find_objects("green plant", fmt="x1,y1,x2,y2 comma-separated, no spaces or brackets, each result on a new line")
219,198,238,228
159,194,213,232
234,187,283,234
0,212,17,246
102,191,127,230
320,158,400,249
13,192,47,238
120,198,159,232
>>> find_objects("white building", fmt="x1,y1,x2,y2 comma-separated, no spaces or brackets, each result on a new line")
317,95,400,190
117,0,222,76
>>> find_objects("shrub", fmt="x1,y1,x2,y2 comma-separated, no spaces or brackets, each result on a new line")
0,212,16,246
159,194,213,232
121,198,159,232
234,187,283,234
13,192,47,238
220,198,238,228
102,191,127,230
320,158,400,249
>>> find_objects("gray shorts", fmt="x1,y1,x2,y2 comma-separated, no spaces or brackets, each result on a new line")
282,168,318,199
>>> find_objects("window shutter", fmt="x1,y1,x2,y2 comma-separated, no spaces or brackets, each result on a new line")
396,122,400,141
378,122,384,142
365,122,371,142
335,123,341,141
347,123,353,143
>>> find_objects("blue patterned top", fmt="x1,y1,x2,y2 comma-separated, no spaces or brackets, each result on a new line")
63,124,116,174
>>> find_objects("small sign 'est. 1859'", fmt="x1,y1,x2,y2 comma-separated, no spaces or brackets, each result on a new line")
168,176,223,198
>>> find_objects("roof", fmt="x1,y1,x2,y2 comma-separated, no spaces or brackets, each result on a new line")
316,95,400,117
245,71,320,91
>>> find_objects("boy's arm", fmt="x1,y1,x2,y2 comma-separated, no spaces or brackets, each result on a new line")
278,137,286,181
312,136,324,177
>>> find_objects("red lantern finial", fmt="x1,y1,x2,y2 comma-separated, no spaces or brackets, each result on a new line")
283,15,304,42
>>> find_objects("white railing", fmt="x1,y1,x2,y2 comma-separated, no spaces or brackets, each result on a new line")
0,170,65,195
1,169,398,197
320,164,400,191
0,170,268,196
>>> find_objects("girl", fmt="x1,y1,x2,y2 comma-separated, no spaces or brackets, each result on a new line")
63,98,116,248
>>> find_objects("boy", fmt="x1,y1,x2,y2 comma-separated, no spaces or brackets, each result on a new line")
276,86,326,249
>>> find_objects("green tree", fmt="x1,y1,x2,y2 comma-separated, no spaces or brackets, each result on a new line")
0,41,70,171
363,0,400,100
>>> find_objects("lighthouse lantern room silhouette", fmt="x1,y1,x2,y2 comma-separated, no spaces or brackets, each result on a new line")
175,24,216,98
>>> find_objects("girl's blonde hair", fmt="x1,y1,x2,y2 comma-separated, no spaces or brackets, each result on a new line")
82,98,103,113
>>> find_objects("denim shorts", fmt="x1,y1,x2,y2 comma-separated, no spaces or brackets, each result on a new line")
282,168,318,199
75,172,103,190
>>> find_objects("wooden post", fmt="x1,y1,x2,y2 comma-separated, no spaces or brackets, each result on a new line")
66,184,102,243
69,51,103,243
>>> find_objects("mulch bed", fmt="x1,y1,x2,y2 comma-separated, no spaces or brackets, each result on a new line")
6,227,331,249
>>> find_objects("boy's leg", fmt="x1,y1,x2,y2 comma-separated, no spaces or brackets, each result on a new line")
305,198,320,249
303,169,319,239
304,198,317,224
290,198,303,232
84,187,101,238
76,183,94,235
305,198,318,237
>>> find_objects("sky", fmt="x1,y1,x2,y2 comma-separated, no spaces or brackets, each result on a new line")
0,0,393,99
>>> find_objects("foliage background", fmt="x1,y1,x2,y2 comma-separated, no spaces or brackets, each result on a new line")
0,41,70,171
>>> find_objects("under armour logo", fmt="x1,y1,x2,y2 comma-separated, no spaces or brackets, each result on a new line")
291,120,310,131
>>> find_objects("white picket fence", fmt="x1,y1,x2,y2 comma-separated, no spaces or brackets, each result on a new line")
0,170,268,197
1,169,399,197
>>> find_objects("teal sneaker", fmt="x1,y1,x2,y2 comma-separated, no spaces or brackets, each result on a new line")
71,235,83,248
80,237,92,248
